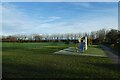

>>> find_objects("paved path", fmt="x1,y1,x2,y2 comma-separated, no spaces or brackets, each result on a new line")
100,45,120,64
54,47,107,57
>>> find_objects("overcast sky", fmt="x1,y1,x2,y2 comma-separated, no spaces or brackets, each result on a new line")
1,2,118,35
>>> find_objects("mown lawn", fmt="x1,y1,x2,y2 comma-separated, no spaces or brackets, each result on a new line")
2,42,119,78
84,45,107,56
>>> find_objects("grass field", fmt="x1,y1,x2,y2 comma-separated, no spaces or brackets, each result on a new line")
2,42,119,78
69,45,107,56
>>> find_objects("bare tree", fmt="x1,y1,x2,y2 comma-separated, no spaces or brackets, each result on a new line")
90,31,96,39
33,34,42,41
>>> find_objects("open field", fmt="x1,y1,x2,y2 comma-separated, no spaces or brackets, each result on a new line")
2,42,119,78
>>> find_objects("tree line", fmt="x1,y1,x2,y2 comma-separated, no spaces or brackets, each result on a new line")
1,29,120,44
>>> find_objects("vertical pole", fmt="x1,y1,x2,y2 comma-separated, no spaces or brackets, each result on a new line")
85,36,87,50
78,37,81,42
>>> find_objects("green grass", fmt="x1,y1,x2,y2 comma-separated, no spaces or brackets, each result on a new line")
84,45,107,56
2,42,119,78
68,45,107,57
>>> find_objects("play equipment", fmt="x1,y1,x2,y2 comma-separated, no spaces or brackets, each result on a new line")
78,36,88,51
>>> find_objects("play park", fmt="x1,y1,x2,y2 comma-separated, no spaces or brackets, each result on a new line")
1,2,120,79
2,36,119,78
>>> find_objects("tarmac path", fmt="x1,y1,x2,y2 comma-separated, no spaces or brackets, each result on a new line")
100,45,120,64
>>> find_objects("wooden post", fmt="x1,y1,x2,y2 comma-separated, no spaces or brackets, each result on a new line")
78,37,81,42
85,36,87,50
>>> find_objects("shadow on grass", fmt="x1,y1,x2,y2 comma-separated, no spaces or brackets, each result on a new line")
2,62,96,78
3,61,119,78
85,62,120,72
